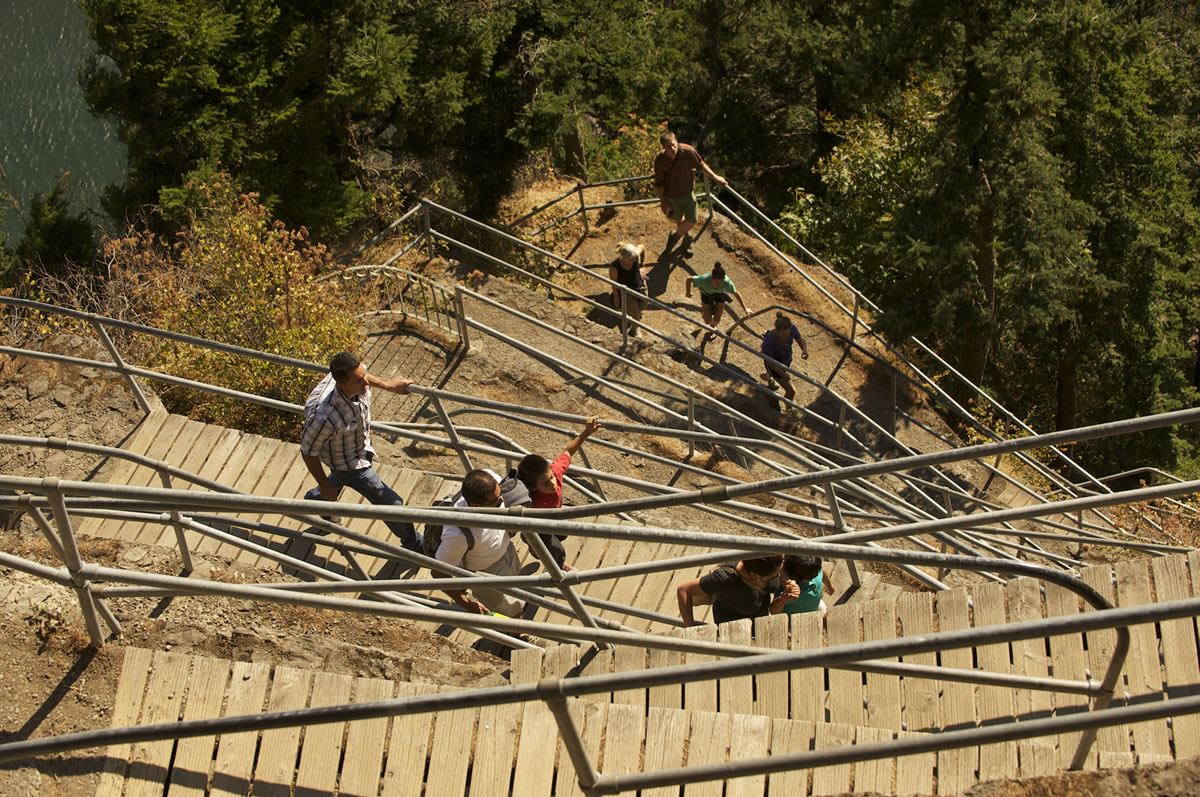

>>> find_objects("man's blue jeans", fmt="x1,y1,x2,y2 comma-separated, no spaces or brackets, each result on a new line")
304,466,422,552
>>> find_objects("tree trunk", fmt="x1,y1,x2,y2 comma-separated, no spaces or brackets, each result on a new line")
951,173,998,410
563,122,588,183
1055,325,1078,430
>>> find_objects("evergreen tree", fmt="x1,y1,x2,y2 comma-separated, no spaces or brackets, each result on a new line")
15,180,97,280
781,0,1200,471
81,0,514,239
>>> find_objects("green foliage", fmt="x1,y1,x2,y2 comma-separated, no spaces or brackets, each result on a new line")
511,1,685,155
12,178,97,283
581,116,666,199
104,178,361,437
778,1,1200,473
81,0,513,240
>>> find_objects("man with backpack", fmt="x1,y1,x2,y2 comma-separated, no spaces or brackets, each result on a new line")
430,469,525,616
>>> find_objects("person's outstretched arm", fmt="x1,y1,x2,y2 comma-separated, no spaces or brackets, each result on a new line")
563,416,602,458
700,160,728,186
733,288,750,316
793,326,809,359
677,578,707,627
367,372,412,394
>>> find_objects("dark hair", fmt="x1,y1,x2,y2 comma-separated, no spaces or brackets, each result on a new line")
774,313,791,331
742,554,784,576
462,469,499,505
660,131,677,146
712,263,726,281
784,554,821,582
517,454,552,490
329,351,361,383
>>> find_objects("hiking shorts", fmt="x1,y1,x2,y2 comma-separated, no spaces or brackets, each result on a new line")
665,194,698,224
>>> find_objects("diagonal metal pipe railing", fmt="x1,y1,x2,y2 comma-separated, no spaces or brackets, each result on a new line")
528,406,1200,521
0,302,881,542
1,300,1188,581
414,206,1109,546
0,291,1095,571
447,285,1025,557
504,180,1120,521
707,186,1113,498
0,554,1159,780
0,333,1180,590
428,207,899,462
0,339,1190,574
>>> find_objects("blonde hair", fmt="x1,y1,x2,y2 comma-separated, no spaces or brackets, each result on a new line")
617,242,640,260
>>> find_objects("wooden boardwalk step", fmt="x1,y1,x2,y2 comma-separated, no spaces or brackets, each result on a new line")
98,646,941,797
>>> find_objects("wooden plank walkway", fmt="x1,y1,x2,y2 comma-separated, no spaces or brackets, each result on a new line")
101,646,947,797
65,413,1200,794
508,551,1200,793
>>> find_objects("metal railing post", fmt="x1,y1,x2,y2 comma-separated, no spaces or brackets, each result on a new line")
423,204,434,259
891,371,898,436
619,290,629,348
702,172,714,225
22,497,67,562
824,482,860,587
453,285,471,350
835,403,848,451
577,185,590,236
521,532,609,649
431,397,474,473
156,470,195,572
849,294,860,343
1069,623,1131,769
43,481,108,647
576,450,610,503
541,682,602,794
687,392,696,458
89,317,152,415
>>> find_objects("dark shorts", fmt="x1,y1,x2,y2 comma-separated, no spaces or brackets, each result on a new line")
700,292,732,306
665,194,699,224
766,360,793,380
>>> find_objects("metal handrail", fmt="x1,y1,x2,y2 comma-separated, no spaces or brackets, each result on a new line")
505,178,1118,514
0,328,1182,565
415,210,1069,538
0,261,1067,558
407,201,1129,548
318,263,463,338
0,539,1158,784
0,297,1183,571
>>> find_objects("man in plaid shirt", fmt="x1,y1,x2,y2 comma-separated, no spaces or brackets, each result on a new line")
300,351,422,551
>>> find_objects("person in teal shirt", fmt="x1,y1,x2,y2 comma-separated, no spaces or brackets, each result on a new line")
685,262,750,337
778,555,834,617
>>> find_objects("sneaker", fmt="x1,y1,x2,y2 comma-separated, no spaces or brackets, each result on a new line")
679,235,694,257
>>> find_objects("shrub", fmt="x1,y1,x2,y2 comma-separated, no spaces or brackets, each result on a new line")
104,178,361,437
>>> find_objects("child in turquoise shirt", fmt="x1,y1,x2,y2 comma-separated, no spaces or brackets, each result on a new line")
779,554,834,617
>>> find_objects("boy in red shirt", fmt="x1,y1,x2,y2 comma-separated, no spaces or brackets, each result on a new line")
517,416,603,570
